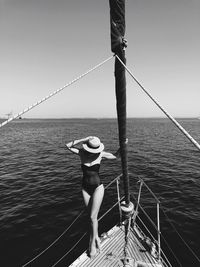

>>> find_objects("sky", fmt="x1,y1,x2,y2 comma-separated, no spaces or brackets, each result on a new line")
0,0,200,118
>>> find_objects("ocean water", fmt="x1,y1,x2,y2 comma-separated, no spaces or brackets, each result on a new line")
0,118,199,267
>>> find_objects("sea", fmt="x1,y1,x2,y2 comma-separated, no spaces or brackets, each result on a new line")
0,118,199,267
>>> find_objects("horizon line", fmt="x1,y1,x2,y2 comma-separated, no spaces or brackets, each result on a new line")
0,116,199,120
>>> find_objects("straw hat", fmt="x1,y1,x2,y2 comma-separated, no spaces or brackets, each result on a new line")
82,137,104,154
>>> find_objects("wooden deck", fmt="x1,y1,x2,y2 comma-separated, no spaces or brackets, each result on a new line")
69,222,166,267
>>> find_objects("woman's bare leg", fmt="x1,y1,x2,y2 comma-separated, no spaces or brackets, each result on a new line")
89,184,104,257
82,188,91,208
82,185,104,257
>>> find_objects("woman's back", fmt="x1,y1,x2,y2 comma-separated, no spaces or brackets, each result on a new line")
79,149,102,166
81,163,101,186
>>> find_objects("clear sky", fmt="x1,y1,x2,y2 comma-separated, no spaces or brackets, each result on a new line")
1,0,199,118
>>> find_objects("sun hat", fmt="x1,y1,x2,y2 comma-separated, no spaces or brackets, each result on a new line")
82,137,104,154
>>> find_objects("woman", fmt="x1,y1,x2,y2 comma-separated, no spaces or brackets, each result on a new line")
66,136,120,258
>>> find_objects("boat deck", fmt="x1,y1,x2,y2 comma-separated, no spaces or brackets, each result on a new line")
70,223,164,267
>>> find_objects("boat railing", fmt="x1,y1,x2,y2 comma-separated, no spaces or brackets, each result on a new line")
100,173,172,266
22,173,173,267
22,174,124,267
130,175,172,267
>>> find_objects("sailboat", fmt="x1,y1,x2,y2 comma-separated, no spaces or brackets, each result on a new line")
1,1,200,267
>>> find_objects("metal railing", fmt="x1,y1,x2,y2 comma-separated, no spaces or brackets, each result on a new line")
131,175,172,267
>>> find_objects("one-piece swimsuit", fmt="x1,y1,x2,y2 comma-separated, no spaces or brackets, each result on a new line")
81,164,102,195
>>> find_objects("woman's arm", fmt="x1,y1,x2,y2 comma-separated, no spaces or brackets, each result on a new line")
66,137,91,154
102,139,128,160
101,148,120,160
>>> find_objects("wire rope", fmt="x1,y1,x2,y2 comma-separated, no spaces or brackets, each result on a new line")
0,55,114,129
115,55,200,152
22,210,84,267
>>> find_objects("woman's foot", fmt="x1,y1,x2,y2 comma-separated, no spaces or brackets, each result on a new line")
95,236,101,251
89,246,97,258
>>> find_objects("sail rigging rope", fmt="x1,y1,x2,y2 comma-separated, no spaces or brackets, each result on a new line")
0,55,114,129
116,177,123,224
115,55,200,152
2,49,198,265
123,216,132,265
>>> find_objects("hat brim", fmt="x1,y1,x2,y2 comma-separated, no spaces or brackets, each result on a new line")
82,143,104,154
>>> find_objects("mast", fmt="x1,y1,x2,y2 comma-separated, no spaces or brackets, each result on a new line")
109,0,129,205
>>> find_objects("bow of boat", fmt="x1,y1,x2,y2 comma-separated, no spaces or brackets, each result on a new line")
70,219,167,267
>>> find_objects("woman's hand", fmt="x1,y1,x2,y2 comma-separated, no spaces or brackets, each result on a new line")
81,136,92,144
114,138,128,157
66,136,91,147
